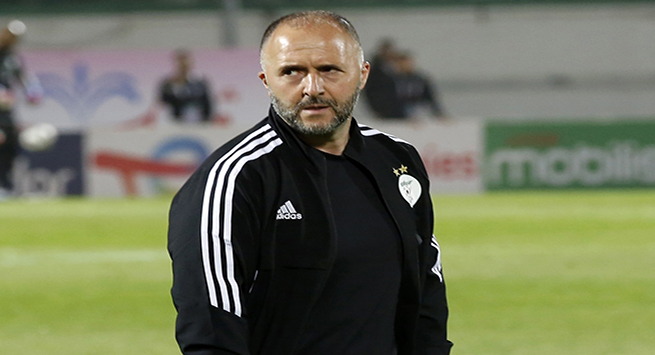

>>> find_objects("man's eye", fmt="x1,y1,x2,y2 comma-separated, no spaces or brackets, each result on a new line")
320,66,340,73
283,69,299,76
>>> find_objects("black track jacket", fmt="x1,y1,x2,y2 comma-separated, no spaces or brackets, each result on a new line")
168,108,453,355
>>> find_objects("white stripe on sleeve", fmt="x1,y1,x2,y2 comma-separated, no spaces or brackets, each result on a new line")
358,124,411,145
220,137,283,317
430,234,444,283
200,125,280,313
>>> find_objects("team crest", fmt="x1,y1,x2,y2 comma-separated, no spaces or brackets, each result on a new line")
393,165,422,207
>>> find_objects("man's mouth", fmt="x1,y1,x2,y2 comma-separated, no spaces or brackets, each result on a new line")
302,104,330,111
303,105,330,110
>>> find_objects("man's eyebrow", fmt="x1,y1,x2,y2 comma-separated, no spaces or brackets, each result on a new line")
278,64,306,74
317,64,343,71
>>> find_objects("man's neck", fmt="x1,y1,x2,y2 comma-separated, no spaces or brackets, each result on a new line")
298,118,351,156
172,72,189,84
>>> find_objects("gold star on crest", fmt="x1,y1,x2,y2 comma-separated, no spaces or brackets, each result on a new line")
393,165,409,176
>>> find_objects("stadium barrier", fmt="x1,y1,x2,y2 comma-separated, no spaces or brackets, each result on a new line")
86,120,484,197
15,118,655,198
13,49,654,197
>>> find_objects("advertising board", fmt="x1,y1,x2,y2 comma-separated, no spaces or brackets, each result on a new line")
87,119,484,197
485,120,655,189
373,120,483,195
13,133,84,197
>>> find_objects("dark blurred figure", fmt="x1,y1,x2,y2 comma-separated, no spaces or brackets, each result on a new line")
0,20,43,198
158,49,214,123
363,38,405,118
393,51,447,120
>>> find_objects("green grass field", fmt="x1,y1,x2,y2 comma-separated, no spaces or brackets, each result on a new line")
1,191,654,354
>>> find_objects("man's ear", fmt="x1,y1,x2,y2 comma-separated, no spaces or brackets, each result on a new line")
258,71,269,89
359,61,371,90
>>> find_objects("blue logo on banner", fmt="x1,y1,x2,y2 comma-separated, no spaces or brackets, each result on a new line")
150,137,209,193
152,138,209,162
37,63,140,122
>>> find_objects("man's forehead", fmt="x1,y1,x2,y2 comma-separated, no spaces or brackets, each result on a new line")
264,25,354,59
267,23,352,49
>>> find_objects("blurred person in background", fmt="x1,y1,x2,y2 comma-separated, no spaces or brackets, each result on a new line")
168,10,452,355
393,51,448,120
364,41,448,121
363,38,405,118
158,49,215,123
0,19,43,199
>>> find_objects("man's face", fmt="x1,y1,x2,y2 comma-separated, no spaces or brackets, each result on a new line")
396,56,416,74
259,23,370,136
175,53,192,76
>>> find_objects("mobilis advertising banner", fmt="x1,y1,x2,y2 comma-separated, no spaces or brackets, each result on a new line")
484,120,655,189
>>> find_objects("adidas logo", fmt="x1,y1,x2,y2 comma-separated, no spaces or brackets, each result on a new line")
276,200,303,220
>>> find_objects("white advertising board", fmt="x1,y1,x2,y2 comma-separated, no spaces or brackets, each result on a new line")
372,120,483,195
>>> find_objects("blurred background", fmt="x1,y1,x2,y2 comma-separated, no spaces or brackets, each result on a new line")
1,1,654,354
1,0,655,197
6,1,655,118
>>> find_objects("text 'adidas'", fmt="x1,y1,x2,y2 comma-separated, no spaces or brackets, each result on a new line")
276,200,303,220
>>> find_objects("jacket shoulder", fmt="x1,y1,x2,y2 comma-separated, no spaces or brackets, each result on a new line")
177,119,283,194
201,119,281,168
358,123,421,156
357,122,429,179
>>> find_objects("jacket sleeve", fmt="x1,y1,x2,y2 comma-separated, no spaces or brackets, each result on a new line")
422,78,446,119
159,80,174,105
411,149,454,355
168,163,262,355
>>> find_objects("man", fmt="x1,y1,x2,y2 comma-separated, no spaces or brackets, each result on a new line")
363,38,405,119
158,49,214,123
0,20,42,198
168,11,452,355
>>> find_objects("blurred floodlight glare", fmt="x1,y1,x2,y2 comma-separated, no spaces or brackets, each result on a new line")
8,20,27,36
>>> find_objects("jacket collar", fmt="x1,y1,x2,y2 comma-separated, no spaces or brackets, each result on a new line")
266,105,367,174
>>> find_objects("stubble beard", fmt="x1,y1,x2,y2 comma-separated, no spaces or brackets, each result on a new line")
270,87,361,136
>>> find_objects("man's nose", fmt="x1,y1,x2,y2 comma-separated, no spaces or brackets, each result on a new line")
302,73,325,97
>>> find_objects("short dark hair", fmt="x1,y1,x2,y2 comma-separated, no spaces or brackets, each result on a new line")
259,10,362,52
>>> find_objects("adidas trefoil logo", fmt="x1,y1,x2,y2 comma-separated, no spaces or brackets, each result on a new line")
276,200,303,220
